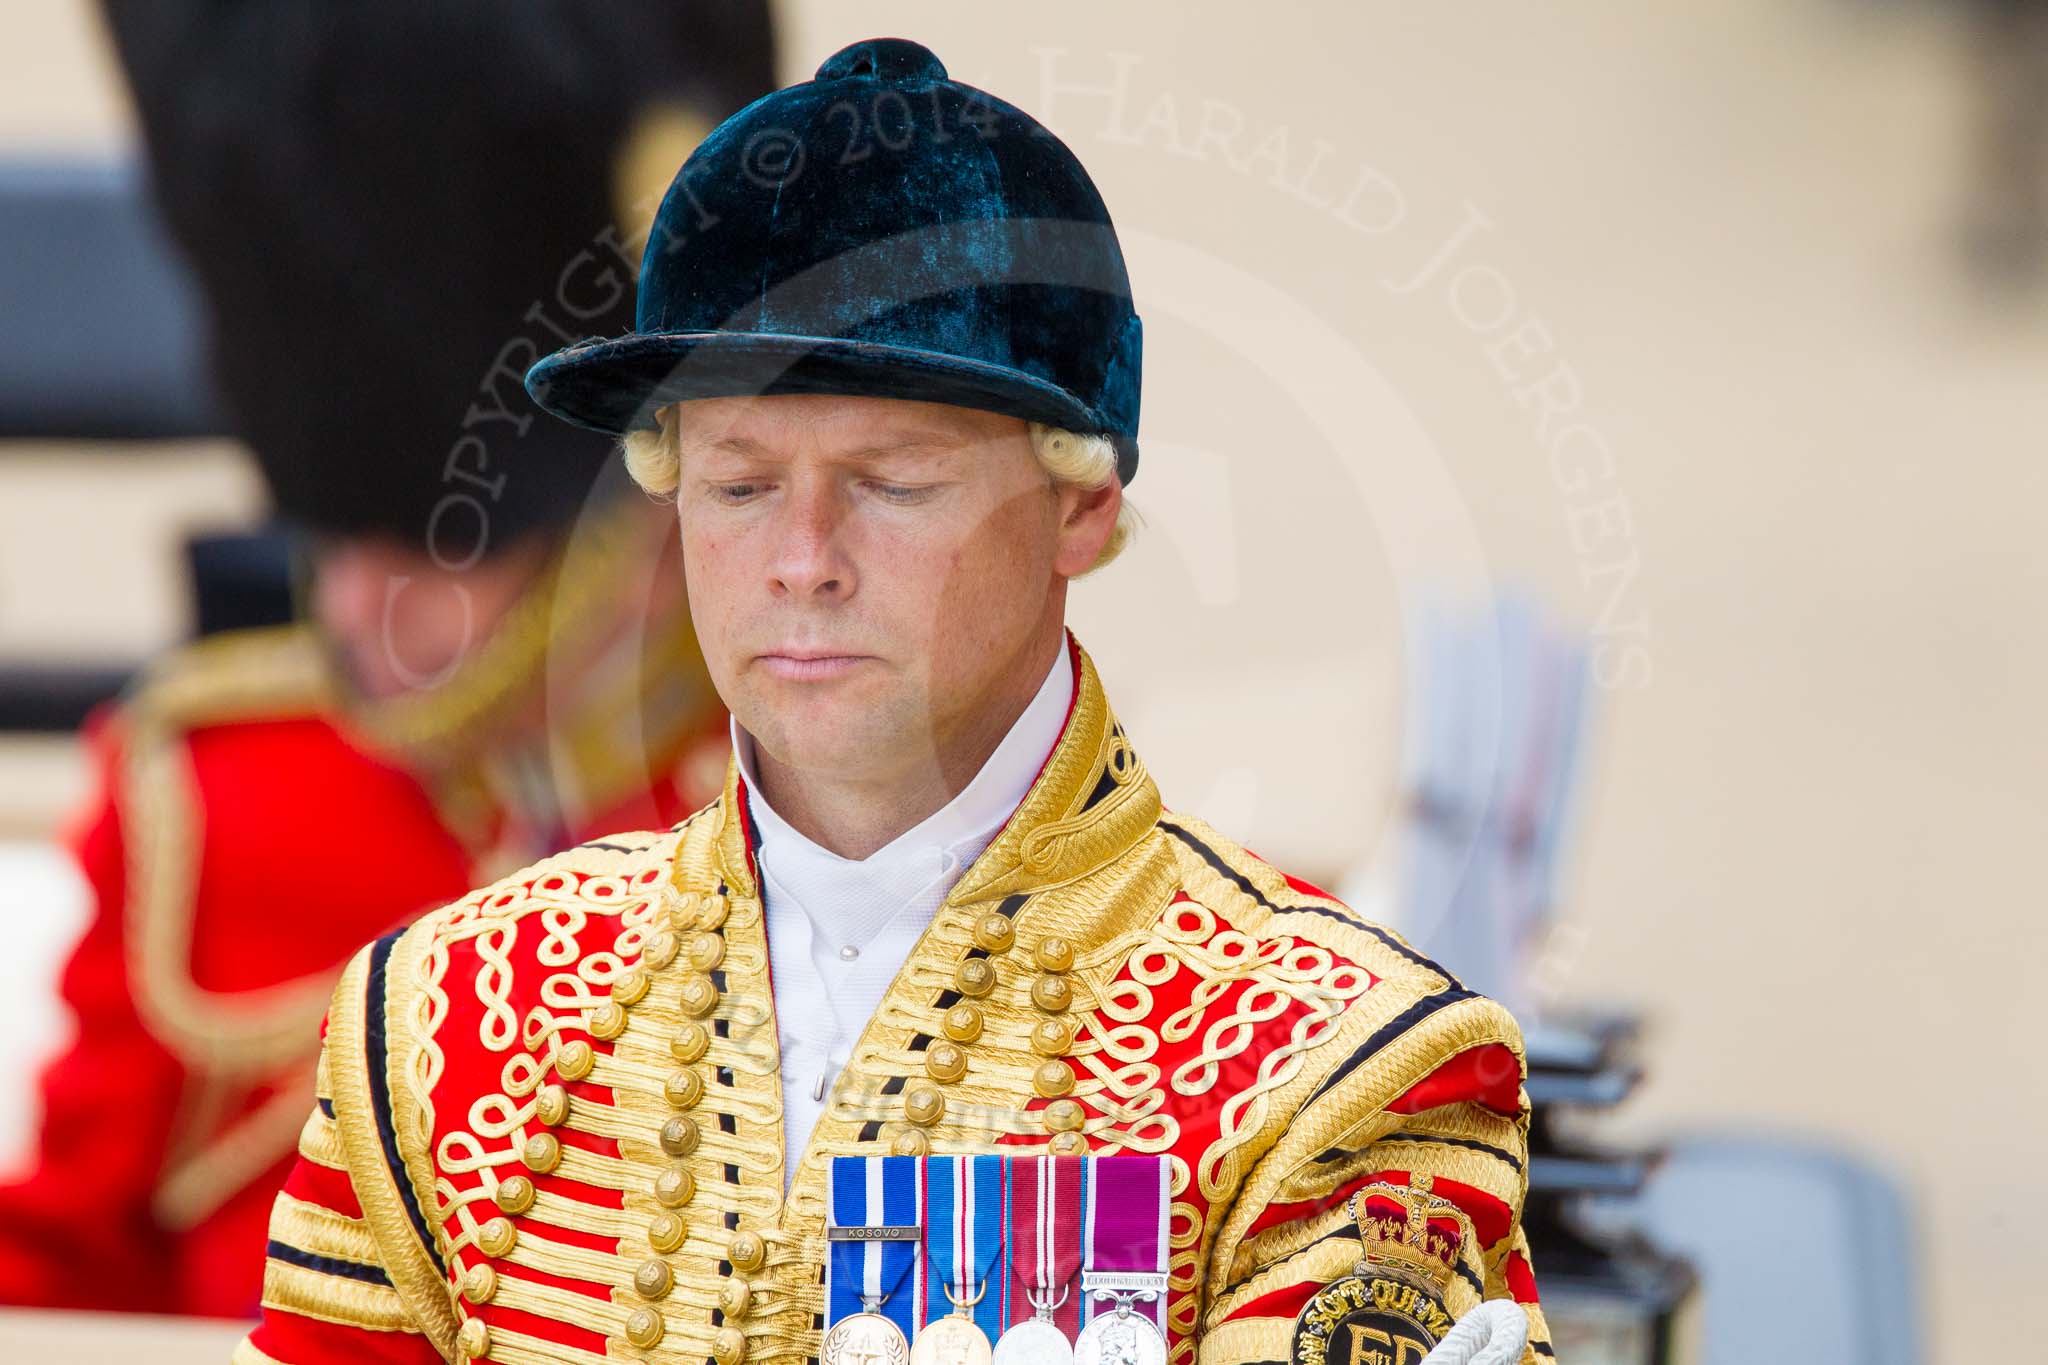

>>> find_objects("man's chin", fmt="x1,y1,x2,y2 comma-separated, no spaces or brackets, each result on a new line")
737,692,934,782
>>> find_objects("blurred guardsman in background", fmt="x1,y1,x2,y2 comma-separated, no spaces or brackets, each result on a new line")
0,1,773,1318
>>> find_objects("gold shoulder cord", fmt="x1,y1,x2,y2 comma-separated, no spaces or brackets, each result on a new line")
120,625,341,1077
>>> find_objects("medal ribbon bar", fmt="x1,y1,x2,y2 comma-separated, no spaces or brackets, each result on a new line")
1078,1156,1171,1334
1003,1154,1087,1338
825,1154,926,1339
924,1153,1006,1340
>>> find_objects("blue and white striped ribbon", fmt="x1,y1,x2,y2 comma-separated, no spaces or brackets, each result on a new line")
825,1155,925,1338
923,1153,1005,1339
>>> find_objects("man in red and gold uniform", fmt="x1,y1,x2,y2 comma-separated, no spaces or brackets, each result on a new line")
240,37,1552,1364
0,2,774,1318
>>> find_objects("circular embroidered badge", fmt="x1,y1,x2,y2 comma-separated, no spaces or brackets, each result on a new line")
1288,1271,1453,1365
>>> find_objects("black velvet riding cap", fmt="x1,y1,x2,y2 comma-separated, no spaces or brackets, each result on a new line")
523,37,1145,484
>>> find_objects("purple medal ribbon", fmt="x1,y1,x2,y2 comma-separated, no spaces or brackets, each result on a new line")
1079,1155,1171,1335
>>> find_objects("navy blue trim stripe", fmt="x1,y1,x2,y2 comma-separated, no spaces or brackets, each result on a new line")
1222,1220,1355,1295
364,930,445,1275
1219,1213,1482,1298
1212,1211,1474,1309
1382,1130,1526,1175
1301,988,1481,1111
266,1239,393,1286
1159,818,1463,988
318,1097,335,1119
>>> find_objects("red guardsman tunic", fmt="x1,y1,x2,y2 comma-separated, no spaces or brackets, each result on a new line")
0,625,724,1318
237,640,1552,1363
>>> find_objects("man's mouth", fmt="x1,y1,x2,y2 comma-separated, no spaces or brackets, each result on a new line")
753,650,875,682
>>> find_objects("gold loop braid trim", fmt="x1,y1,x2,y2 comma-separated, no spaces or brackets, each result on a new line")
120,627,343,1074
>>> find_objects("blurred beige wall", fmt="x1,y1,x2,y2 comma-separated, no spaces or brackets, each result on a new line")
2,0,2044,1356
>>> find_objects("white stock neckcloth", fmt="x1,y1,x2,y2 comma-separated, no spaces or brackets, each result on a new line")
732,645,1076,1185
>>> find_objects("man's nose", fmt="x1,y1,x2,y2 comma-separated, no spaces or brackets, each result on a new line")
765,482,855,602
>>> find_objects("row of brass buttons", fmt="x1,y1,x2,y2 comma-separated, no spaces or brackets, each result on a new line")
454,887,749,1363
891,910,1087,1157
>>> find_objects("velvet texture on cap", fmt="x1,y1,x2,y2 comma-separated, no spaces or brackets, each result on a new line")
524,36,1145,483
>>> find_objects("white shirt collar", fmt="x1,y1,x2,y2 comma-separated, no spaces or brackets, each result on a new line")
732,643,1076,952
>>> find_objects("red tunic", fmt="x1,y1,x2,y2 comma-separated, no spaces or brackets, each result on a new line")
0,627,722,1317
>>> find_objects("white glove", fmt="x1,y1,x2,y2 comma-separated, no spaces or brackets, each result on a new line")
1420,1300,1529,1365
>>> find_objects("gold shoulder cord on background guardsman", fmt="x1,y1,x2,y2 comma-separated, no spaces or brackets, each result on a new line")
116,626,342,1232
121,625,338,1075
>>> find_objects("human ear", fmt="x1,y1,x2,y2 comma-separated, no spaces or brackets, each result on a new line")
1050,477,1121,579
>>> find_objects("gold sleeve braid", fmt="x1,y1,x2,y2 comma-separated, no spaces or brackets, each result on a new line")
1189,962,1554,1362
1197,1103,1554,1360
237,986,436,1359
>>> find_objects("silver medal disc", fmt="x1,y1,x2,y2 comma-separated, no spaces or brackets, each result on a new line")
991,1316,1076,1365
908,1313,994,1365
822,1311,912,1365
1072,1310,1167,1365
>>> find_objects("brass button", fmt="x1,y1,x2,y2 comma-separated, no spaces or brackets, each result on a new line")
684,931,726,972
890,1127,930,1156
457,1315,491,1358
623,1306,665,1349
717,1277,752,1318
658,1115,700,1158
954,958,996,998
727,1230,767,1274
972,913,1015,953
664,1068,704,1109
554,1039,595,1082
924,1041,968,1084
647,1211,688,1254
1034,937,1076,973
588,1000,628,1040
459,1262,497,1304
521,1132,562,1174
712,1325,748,1365
534,1084,570,1127
476,1216,517,1258
641,929,681,970
677,973,719,1018
1030,974,1073,1013
669,1021,711,1064
494,1174,536,1216
654,1165,696,1208
673,890,729,931
1043,1098,1085,1132
1048,1130,1088,1156
1029,1018,1075,1057
612,966,651,1006
903,1086,944,1127
1033,1060,1075,1098
941,1003,984,1044
634,1256,674,1300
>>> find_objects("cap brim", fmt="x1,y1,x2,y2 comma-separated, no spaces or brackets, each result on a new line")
526,330,1105,441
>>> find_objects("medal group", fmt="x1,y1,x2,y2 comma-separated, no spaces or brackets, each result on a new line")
822,1154,1172,1365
